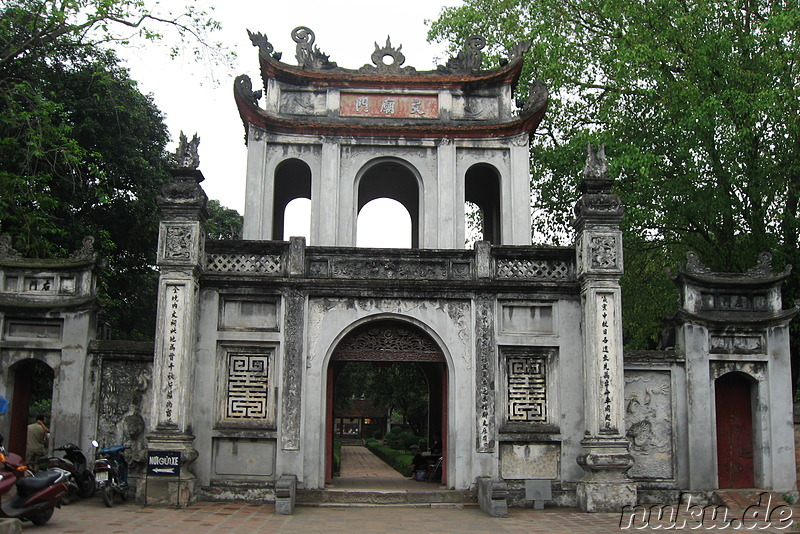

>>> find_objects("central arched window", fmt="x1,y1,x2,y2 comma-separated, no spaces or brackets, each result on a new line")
356,160,420,248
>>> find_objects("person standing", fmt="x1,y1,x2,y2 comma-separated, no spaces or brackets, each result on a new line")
26,415,49,467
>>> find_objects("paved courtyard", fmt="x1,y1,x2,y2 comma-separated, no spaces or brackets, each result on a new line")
32,446,800,533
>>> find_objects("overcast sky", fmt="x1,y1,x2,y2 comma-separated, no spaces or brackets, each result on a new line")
118,0,463,219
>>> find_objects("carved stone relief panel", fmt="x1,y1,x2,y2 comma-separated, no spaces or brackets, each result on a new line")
280,90,326,116
164,225,193,261
500,346,557,431
624,370,674,479
97,358,152,456
590,235,618,269
216,345,275,428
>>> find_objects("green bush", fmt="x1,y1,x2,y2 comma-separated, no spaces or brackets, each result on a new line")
385,429,421,451
365,438,414,476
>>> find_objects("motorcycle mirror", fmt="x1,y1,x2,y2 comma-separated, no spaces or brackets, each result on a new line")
91,440,99,448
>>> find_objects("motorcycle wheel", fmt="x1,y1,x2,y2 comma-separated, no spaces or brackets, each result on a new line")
77,470,96,498
101,482,114,508
30,507,54,526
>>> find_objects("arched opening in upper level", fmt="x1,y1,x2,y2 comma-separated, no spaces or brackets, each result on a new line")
465,164,501,245
273,159,311,242
357,160,420,248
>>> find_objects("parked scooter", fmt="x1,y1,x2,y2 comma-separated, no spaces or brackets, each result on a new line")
47,443,96,501
92,441,129,507
0,436,68,526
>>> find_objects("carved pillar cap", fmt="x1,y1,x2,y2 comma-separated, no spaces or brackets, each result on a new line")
158,173,209,222
574,145,623,228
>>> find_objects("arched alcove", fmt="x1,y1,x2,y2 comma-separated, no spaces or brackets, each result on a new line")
273,159,312,241
357,160,420,248
465,163,501,244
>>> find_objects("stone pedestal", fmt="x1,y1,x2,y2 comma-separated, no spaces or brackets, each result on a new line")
138,432,199,506
576,438,637,512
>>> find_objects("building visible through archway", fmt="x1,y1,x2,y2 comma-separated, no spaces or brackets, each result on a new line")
326,320,447,484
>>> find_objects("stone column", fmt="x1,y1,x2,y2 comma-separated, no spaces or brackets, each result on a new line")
142,135,208,506
573,145,636,511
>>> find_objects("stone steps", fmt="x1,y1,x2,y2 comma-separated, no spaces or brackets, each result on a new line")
297,488,476,507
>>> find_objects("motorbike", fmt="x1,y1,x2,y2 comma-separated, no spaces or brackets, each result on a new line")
92,441,129,507
47,443,96,502
0,438,68,526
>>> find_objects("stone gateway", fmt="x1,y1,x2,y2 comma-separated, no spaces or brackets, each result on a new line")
0,27,796,513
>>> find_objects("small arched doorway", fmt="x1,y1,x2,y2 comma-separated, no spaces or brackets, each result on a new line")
7,359,54,457
715,371,755,488
325,319,448,484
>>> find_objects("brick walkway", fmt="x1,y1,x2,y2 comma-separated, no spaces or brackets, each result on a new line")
22,443,800,533
334,444,439,490
33,498,800,533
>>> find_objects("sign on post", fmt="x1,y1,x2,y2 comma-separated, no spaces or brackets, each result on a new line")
147,450,181,477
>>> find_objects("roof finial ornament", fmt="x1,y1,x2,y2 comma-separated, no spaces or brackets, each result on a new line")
174,132,200,170
437,35,486,74
247,30,282,61
583,144,608,181
0,235,21,259
292,26,337,70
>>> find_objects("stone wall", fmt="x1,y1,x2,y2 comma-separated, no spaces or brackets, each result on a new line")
89,340,154,472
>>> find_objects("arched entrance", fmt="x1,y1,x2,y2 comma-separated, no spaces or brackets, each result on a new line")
324,319,447,484
7,359,54,457
715,371,755,488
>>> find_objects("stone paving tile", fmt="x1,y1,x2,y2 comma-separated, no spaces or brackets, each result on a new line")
37,499,800,534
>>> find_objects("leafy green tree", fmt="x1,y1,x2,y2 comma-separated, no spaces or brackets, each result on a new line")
335,362,429,437
430,0,800,350
206,199,243,240
0,0,236,339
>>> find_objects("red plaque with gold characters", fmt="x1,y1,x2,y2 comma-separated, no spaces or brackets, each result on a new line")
340,93,438,119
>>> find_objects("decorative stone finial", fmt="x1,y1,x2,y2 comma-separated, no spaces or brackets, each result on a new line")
174,132,200,170
69,236,97,261
248,30,282,61
683,251,711,274
292,26,337,70
0,235,21,259
437,35,486,74
584,144,608,181
358,37,416,75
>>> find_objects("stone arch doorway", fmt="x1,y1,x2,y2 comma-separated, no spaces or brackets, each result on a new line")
324,319,448,484
7,359,54,457
715,371,755,489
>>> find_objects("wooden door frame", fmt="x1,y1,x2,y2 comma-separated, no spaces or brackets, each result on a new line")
715,371,755,489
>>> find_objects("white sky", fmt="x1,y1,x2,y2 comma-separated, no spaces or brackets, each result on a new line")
117,0,463,224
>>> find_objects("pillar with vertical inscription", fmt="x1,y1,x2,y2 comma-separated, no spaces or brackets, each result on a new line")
141,133,207,506
573,145,636,512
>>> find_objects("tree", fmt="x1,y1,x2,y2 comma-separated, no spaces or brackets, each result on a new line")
335,363,430,437
206,199,243,240
430,0,800,350
0,0,236,339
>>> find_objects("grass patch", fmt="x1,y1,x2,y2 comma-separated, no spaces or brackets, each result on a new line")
333,436,342,476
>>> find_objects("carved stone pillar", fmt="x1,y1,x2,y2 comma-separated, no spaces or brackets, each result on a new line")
142,134,208,506
573,145,636,511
